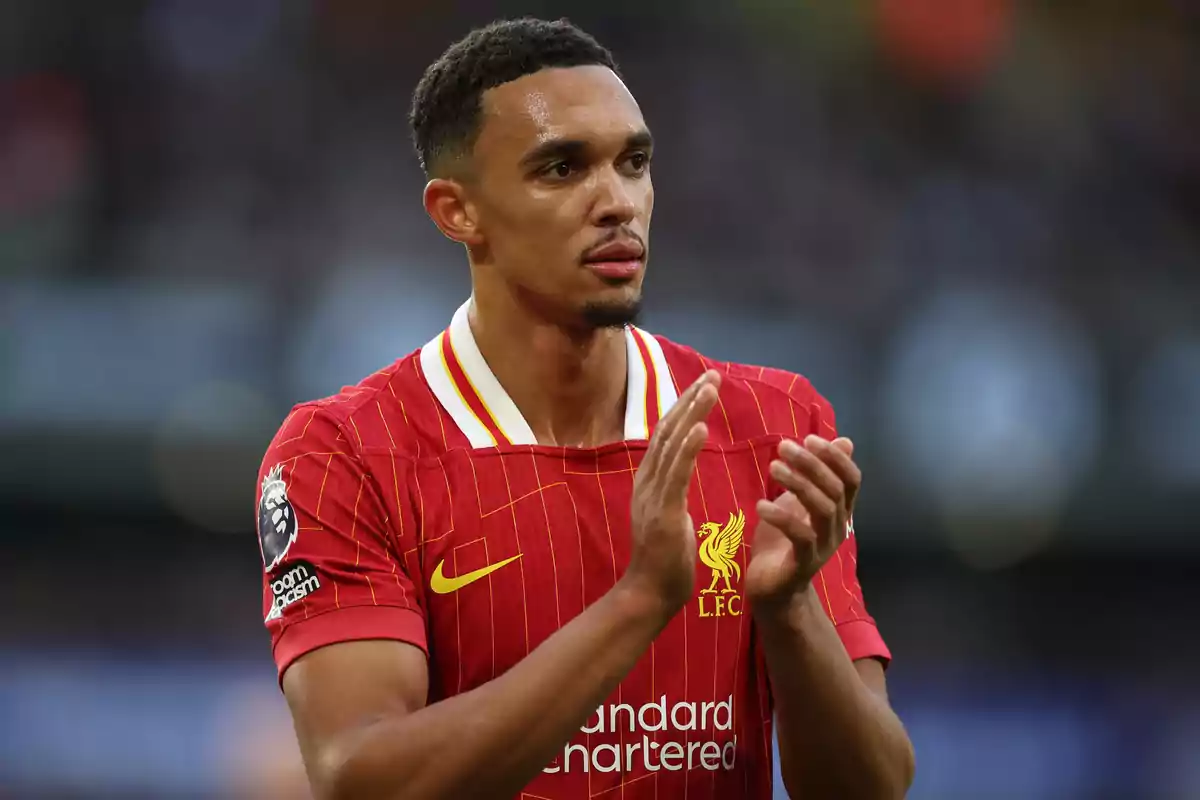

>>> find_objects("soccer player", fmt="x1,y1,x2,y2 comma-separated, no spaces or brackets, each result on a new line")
255,17,914,800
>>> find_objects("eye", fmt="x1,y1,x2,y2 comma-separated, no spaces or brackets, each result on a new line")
625,152,651,173
545,161,575,179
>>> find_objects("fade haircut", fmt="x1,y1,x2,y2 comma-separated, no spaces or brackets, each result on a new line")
409,18,619,177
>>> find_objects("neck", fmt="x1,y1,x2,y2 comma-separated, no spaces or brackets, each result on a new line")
467,289,628,448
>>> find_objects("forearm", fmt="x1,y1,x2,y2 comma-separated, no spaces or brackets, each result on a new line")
758,589,914,799
323,579,672,800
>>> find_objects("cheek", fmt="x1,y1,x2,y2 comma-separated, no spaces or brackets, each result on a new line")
522,196,585,252
501,189,574,231
486,199,579,276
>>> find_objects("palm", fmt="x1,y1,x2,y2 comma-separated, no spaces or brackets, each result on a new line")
745,492,810,601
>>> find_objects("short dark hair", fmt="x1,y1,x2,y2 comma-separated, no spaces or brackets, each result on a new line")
409,18,619,177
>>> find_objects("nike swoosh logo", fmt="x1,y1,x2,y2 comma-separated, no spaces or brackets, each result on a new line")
429,554,523,594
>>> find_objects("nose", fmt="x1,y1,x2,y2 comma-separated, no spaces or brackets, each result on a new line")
590,168,638,227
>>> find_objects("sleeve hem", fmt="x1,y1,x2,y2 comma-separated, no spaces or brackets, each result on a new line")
273,604,428,685
835,618,892,666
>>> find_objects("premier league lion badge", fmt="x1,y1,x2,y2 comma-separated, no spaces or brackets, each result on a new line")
258,463,298,570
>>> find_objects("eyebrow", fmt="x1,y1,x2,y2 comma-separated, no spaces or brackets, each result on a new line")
519,130,655,170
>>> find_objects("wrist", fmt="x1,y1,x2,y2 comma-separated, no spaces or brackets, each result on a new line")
613,573,684,629
751,582,822,634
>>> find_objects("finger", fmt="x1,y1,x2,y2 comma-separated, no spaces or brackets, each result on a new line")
664,419,709,501
655,371,713,444
660,390,718,497
780,440,844,509
803,435,861,509
643,372,709,473
658,373,720,480
769,460,839,524
756,498,816,550
805,436,859,484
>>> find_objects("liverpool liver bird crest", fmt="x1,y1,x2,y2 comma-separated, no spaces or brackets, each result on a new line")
697,510,745,594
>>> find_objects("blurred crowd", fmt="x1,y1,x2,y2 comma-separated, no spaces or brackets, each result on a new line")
4,0,1198,553
1,1,1198,797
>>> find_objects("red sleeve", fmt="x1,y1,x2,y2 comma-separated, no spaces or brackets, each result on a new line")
807,392,893,666
814,534,891,665
256,405,426,683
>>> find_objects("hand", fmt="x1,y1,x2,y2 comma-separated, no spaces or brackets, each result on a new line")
746,435,860,614
623,370,721,613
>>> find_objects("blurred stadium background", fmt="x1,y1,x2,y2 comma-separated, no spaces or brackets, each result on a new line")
2,1,1198,797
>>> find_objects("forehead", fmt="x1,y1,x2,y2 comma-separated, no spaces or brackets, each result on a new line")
476,65,646,158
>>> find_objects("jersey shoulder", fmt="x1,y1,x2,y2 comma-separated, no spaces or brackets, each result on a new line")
267,349,440,460
652,333,838,441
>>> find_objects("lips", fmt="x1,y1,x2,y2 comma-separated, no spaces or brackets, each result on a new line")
583,240,645,263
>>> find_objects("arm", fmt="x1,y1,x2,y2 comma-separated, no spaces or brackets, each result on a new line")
750,388,913,797
274,373,721,799
760,588,914,798
287,580,671,800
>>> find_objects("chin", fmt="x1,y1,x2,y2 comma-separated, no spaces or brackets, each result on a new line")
580,294,642,330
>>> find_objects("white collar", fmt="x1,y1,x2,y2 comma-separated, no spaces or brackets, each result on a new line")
420,299,678,448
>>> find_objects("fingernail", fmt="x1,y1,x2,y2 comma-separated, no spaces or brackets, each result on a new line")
805,434,826,449
780,440,802,458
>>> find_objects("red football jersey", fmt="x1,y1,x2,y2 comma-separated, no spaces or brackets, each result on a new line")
256,301,890,800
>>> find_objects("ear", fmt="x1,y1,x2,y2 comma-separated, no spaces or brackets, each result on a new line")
423,179,485,246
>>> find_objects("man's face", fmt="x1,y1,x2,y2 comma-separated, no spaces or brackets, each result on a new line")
466,65,654,329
